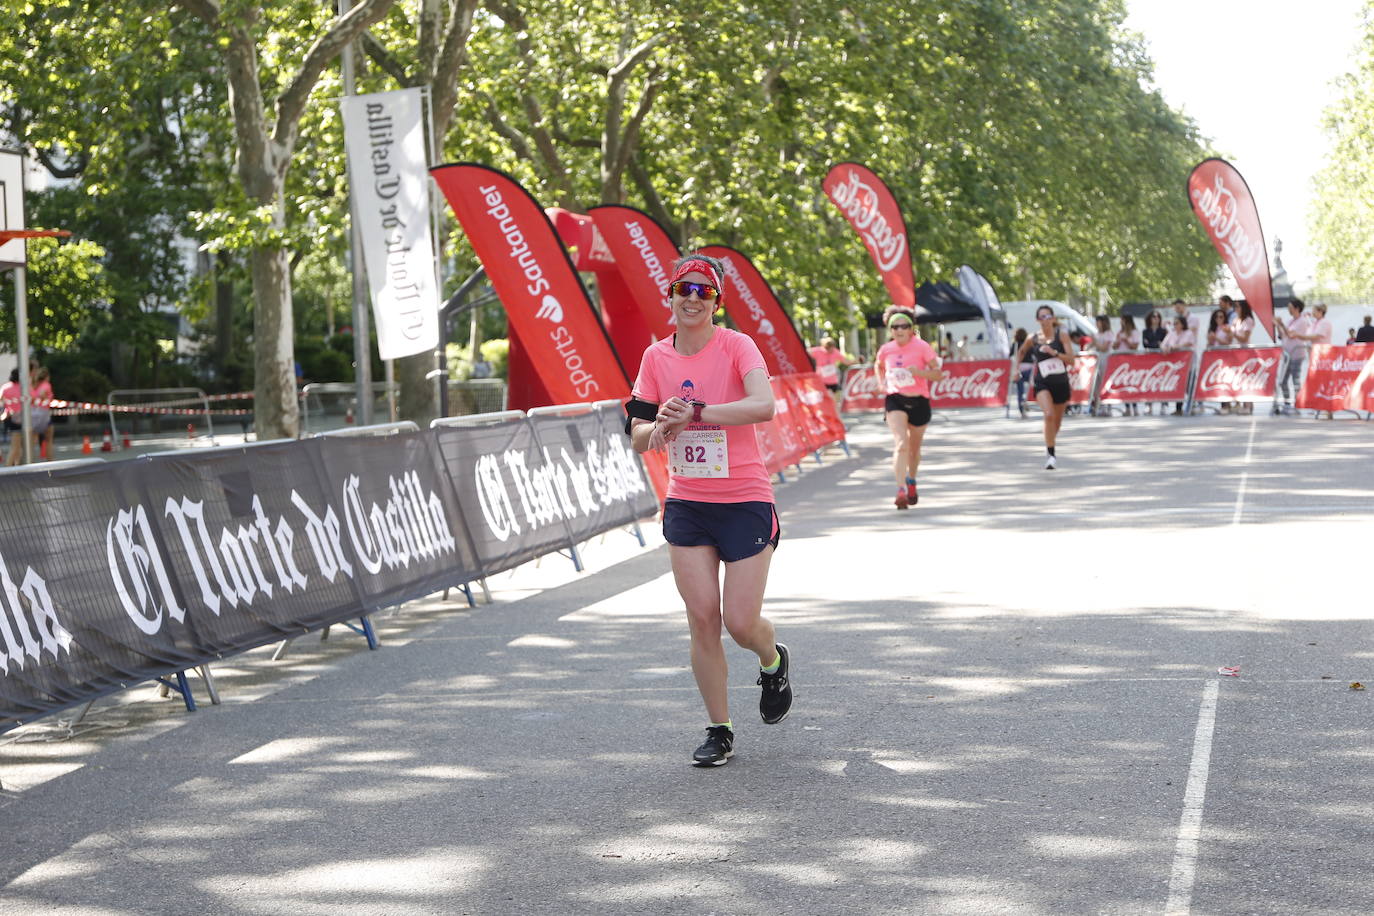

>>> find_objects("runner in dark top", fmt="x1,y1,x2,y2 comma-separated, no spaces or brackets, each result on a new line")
1014,304,1077,469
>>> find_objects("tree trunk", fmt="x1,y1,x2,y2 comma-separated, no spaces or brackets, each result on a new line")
250,240,299,439
396,351,438,426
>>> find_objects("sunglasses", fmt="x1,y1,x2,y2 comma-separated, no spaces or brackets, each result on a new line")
889,322,913,330
671,280,720,301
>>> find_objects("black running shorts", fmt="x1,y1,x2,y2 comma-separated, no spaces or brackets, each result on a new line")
663,499,779,562
884,393,932,427
1033,374,1071,405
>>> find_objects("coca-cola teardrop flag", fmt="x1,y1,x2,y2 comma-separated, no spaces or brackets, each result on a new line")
823,162,915,307
588,205,680,339
1187,158,1275,338
431,163,630,406
698,245,813,376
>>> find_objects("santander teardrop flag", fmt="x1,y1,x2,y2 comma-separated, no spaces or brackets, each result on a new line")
823,162,915,307
1187,158,1275,338
698,245,813,376
431,163,630,405
588,205,680,339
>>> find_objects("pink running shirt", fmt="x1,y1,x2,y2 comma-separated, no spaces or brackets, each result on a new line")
876,337,939,397
631,327,774,504
808,346,844,385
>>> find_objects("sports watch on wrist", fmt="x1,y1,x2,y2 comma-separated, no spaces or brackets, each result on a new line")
692,402,704,423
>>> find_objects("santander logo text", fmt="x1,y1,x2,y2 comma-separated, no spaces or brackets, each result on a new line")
1103,361,1185,395
719,255,801,373
1191,174,1266,280
479,183,598,399
830,169,907,273
1199,356,1276,393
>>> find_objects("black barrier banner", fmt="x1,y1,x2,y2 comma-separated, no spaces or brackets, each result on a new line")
0,433,486,731
432,407,656,577
0,412,665,731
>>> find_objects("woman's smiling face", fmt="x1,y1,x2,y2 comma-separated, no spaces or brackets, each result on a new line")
671,271,718,328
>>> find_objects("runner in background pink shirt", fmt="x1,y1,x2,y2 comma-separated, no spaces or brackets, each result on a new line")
875,307,944,509
807,337,852,393
626,251,792,768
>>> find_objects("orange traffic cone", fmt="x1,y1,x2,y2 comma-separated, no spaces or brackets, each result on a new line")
345,404,355,424
121,434,131,450
81,435,92,455
187,423,195,438
100,430,113,452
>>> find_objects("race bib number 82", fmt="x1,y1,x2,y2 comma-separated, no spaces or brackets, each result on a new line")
669,428,729,478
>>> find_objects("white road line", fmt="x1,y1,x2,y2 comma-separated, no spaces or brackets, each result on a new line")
1165,678,1221,916
1230,416,1259,525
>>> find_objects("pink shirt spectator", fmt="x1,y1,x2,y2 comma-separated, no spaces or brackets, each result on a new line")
876,337,939,397
1281,313,1314,358
632,327,773,504
1162,328,1196,352
1230,316,1255,346
1311,317,1333,345
1112,330,1140,351
1093,331,1114,352
1208,324,1234,348
0,381,18,420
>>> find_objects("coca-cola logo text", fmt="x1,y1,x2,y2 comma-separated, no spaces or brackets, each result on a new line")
1198,355,1277,393
931,367,1005,400
1191,174,1266,280
830,170,907,273
1103,359,1186,395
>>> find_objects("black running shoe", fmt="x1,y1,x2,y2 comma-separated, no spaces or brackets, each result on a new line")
692,725,734,767
758,643,793,724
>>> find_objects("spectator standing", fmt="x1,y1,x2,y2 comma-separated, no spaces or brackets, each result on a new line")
1310,304,1333,346
1347,328,1358,345
30,366,53,460
1218,295,1236,324
1162,317,1196,415
1275,298,1315,409
1012,327,1031,417
1142,310,1167,351
1206,309,1233,348
1230,301,1256,347
1092,315,1114,354
1229,301,1257,414
1354,315,1374,343
1112,316,1141,415
2,369,21,466
1172,300,1201,336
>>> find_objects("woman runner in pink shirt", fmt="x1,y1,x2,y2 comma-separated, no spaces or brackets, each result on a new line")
626,253,791,767
875,307,944,509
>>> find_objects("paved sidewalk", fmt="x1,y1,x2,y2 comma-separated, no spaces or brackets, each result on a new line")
2,411,1372,915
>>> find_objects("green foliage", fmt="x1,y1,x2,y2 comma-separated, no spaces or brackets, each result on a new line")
1311,2,1374,300
479,338,509,378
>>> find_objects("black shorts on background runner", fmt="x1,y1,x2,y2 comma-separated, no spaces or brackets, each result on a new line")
884,393,932,427
663,499,779,562
1033,375,1072,405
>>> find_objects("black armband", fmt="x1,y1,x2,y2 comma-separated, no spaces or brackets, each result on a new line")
623,397,658,436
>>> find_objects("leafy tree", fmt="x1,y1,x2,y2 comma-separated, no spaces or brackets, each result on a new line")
1311,1,1374,300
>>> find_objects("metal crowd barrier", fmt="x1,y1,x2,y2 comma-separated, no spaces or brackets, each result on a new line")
107,387,216,445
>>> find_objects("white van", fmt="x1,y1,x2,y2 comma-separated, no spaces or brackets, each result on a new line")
940,299,1097,360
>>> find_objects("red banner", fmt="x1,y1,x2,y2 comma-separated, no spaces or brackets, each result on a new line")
1193,347,1281,402
588,205,679,338
432,164,629,407
1297,344,1374,411
785,373,847,446
929,359,1008,409
840,365,883,412
697,245,813,376
1069,353,1098,404
1097,352,1192,403
823,162,915,307
1187,159,1275,338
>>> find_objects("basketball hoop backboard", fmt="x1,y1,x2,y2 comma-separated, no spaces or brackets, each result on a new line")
0,150,26,270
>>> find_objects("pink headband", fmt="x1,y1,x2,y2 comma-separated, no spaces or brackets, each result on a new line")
670,258,723,295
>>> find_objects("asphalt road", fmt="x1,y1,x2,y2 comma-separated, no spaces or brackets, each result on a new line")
1,409,1371,916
